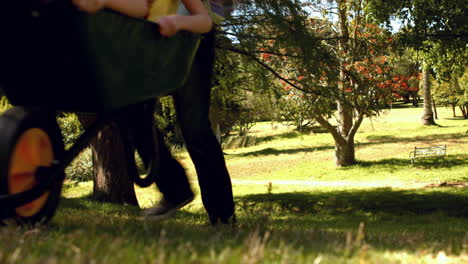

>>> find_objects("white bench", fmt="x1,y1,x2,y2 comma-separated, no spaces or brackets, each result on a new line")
409,145,446,163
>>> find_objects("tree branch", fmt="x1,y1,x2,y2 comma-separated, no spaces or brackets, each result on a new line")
315,114,345,144
218,29,354,42
218,45,322,96
346,112,364,142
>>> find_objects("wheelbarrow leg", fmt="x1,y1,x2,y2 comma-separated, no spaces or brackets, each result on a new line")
117,101,161,187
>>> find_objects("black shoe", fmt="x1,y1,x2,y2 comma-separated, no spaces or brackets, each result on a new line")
142,195,194,221
209,214,236,226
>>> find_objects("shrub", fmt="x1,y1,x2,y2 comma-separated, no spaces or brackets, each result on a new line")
57,113,93,182
65,148,93,182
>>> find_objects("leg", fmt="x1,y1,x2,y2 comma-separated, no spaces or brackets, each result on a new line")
125,101,193,205
173,29,235,223
151,126,194,205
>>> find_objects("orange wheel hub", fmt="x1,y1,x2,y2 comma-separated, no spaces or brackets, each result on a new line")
8,128,53,217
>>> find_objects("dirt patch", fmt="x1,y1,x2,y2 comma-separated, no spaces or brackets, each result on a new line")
424,181,468,188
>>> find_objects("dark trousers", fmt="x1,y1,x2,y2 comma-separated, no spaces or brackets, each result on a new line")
153,29,234,220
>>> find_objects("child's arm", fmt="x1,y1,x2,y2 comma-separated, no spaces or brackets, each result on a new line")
157,0,213,37
72,0,149,18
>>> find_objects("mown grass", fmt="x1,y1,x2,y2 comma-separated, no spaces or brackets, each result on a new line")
1,104,467,263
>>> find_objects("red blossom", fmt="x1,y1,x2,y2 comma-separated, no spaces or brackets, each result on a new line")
376,66,383,75
262,53,271,61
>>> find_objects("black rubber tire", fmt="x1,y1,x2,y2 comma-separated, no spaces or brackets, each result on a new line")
0,106,65,225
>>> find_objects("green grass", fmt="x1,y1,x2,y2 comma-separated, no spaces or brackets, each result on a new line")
1,105,467,263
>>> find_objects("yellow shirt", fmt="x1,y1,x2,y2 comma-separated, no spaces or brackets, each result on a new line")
146,0,180,22
147,0,232,25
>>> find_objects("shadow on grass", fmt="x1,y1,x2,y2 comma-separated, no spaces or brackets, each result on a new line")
229,129,466,159
386,101,421,109
443,117,467,121
298,125,330,134
236,189,468,218
58,194,141,214
47,188,468,257
231,145,334,157
236,189,468,252
253,126,330,145
365,132,468,144
254,131,303,145
344,155,468,169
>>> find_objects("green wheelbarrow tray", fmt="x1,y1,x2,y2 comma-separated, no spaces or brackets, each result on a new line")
0,1,201,224
0,1,201,112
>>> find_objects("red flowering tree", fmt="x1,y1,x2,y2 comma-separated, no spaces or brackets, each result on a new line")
221,0,397,166
366,0,467,125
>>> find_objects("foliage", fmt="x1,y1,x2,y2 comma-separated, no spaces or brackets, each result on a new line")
57,113,83,148
219,0,401,166
65,148,93,182
366,0,467,46
277,89,317,131
154,96,183,146
384,49,421,104
366,0,467,82
433,69,468,118
153,44,272,144
459,70,468,118
212,42,275,139
422,39,467,82
366,0,467,126
57,113,93,181
0,96,11,112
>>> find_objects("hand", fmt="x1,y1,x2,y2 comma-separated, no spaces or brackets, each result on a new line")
72,0,107,13
157,16,180,37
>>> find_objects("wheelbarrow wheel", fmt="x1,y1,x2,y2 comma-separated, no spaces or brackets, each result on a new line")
0,106,65,225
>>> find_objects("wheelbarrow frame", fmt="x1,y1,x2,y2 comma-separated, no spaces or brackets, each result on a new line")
0,1,201,223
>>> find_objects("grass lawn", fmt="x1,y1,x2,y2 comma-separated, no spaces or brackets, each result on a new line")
1,104,467,263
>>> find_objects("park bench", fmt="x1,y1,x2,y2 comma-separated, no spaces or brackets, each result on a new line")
409,145,447,163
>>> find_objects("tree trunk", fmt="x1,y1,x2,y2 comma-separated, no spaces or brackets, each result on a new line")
451,104,456,117
432,100,438,120
337,100,353,137
403,95,410,104
77,113,139,206
421,64,436,125
315,112,358,167
460,105,468,119
335,137,355,167
412,93,419,107
333,1,356,167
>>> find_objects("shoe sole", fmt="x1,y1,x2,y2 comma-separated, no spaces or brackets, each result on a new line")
142,196,194,221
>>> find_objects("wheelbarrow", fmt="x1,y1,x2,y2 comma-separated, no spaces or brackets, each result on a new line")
0,1,200,224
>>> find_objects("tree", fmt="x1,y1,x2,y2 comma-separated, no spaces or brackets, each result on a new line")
366,0,467,125
385,49,421,106
434,69,468,119
433,77,456,117
277,86,317,132
458,70,468,119
221,0,396,166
